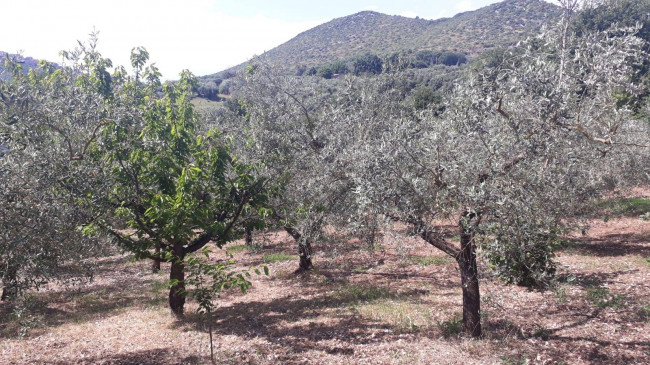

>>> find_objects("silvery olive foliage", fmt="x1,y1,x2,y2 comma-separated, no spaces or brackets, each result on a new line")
294,7,648,336
355,17,647,272
220,65,367,270
0,38,112,299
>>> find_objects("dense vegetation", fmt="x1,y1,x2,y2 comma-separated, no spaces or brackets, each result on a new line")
1,2,649,362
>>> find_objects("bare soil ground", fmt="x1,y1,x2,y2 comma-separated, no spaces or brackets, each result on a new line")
1,215,649,364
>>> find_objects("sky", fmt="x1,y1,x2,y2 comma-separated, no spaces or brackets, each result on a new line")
1,0,534,78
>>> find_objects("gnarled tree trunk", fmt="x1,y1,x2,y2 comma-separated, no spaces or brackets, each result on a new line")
297,238,314,273
415,214,482,338
284,226,313,273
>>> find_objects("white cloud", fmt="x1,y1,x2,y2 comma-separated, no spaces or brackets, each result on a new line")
399,11,419,18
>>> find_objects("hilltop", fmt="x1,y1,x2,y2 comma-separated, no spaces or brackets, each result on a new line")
203,0,562,78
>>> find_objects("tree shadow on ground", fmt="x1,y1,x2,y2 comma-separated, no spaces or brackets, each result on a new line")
541,322,650,364
562,232,650,257
173,286,429,363
0,257,166,339
484,294,650,364
49,348,204,365
559,269,640,288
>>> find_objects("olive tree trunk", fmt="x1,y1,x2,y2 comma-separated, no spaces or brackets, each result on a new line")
457,211,482,338
284,226,313,273
245,226,253,246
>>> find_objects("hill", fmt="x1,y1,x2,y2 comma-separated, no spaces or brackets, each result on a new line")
203,0,562,78
0,52,59,80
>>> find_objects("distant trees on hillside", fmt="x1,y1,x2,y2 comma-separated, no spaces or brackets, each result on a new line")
291,49,469,80
195,78,222,100
317,60,348,79
352,53,383,75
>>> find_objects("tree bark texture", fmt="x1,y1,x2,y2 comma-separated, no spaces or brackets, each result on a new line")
457,211,482,338
245,226,253,246
297,238,314,273
151,244,161,273
284,226,314,273
168,243,186,316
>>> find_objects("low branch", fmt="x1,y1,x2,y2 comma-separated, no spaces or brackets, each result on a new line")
105,228,171,262
284,225,302,241
184,191,251,254
496,98,510,119
390,214,460,258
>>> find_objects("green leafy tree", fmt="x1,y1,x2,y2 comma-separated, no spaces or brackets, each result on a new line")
317,60,348,79
89,54,269,316
352,53,383,75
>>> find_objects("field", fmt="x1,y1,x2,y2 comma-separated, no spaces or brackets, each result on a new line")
1,202,649,364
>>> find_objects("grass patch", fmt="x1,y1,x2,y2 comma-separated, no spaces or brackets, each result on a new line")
150,280,168,294
353,266,369,273
357,299,432,330
76,293,104,307
262,253,298,264
437,314,462,338
409,255,451,266
191,97,223,113
533,325,551,340
596,197,650,217
586,287,625,308
225,244,251,254
501,354,529,365
555,287,568,304
335,283,394,304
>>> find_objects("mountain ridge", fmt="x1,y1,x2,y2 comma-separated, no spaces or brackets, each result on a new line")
204,0,562,78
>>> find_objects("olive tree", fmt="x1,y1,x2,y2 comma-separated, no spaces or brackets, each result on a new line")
344,16,649,337
220,65,360,273
0,39,117,300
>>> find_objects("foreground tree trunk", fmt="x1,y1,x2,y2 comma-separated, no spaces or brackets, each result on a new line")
169,243,186,316
284,226,314,273
415,213,482,338
457,211,482,338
